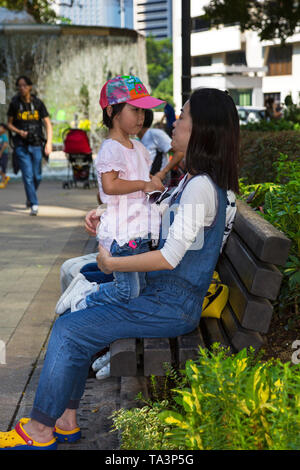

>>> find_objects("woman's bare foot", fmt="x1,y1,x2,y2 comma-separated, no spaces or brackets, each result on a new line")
55,408,78,431
23,419,54,443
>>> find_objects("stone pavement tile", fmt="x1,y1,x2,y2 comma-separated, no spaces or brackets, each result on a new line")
0,181,97,431
0,327,13,345
0,306,26,329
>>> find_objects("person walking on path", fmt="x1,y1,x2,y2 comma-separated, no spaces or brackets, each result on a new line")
0,123,10,188
7,76,52,216
0,87,239,450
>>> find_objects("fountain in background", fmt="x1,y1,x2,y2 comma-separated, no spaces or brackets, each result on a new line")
0,13,148,179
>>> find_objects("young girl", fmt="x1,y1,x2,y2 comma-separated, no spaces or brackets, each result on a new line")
55,75,165,314
0,123,10,188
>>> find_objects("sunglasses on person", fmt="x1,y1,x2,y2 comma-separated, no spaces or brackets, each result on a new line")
146,187,170,204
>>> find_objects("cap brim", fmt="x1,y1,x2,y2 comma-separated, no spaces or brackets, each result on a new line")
126,96,165,109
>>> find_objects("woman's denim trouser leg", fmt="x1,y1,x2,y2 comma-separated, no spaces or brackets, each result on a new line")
30,282,199,427
30,309,108,427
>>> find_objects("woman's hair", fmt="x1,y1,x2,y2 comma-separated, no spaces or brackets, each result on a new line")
102,102,126,129
15,76,33,87
185,88,239,193
0,123,8,130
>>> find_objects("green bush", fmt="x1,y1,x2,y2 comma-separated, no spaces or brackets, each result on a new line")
239,130,300,184
239,154,300,322
111,401,179,450
111,346,300,450
52,122,70,144
241,119,300,132
111,370,183,450
159,346,300,450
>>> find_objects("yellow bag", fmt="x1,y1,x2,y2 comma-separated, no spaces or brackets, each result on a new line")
202,271,229,319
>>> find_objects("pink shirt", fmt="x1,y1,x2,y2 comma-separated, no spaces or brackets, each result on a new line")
95,138,160,250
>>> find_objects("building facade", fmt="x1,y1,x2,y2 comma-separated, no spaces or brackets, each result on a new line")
54,0,133,29
173,0,300,114
133,0,172,39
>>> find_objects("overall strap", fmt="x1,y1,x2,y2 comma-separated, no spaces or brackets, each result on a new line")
169,174,196,205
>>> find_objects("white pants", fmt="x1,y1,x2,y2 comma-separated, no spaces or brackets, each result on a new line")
60,252,98,293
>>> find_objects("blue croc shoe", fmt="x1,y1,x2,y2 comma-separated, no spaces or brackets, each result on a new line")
54,425,81,443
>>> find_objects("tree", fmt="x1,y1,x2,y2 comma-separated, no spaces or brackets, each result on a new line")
0,0,82,23
0,0,57,22
203,0,300,42
146,36,173,105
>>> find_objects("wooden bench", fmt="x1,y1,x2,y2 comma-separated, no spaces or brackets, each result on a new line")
107,200,291,376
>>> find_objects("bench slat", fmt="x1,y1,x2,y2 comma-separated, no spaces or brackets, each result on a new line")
176,327,206,368
234,200,291,266
224,231,282,300
217,255,273,333
221,305,264,351
143,338,172,376
110,339,137,377
200,317,233,351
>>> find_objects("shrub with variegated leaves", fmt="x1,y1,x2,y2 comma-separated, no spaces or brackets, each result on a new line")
159,345,300,450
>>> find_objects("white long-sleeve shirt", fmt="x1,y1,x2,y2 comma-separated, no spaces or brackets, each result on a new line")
159,175,236,268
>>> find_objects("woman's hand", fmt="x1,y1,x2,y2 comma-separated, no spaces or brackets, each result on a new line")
97,245,113,274
84,209,100,236
144,175,165,193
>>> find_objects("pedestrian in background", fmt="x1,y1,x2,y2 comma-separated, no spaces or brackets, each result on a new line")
163,101,176,137
7,76,52,215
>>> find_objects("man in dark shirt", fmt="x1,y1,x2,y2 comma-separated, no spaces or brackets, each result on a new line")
7,76,52,215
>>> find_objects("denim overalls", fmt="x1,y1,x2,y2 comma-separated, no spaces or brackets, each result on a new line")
30,177,227,427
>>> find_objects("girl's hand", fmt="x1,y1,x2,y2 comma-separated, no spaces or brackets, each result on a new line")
97,245,113,274
85,209,100,236
144,175,165,193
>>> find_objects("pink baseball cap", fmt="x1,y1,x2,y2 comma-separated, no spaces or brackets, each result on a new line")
99,75,165,110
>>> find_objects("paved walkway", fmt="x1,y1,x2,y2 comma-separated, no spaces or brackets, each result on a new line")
0,179,148,450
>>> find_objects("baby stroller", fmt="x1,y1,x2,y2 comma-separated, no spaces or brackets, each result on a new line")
62,128,97,189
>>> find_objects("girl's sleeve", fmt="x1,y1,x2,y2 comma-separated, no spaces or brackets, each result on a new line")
95,142,127,175
160,177,217,268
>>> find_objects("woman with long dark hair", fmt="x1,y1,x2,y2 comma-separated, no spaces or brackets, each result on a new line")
0,88,239,449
